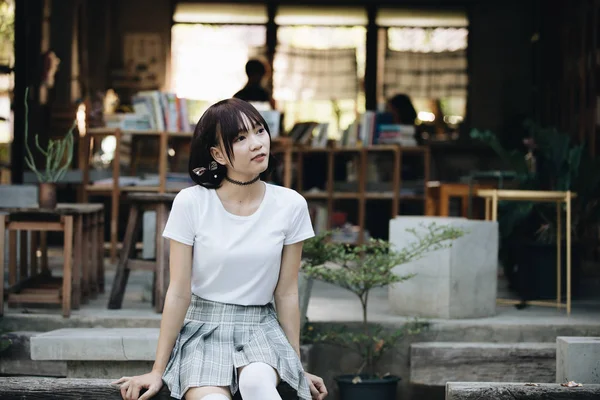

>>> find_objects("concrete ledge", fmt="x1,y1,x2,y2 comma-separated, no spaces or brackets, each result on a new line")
411,342,555,385
30,328,312,379
30,328,159,361
557,336,600,383
446,382,600,400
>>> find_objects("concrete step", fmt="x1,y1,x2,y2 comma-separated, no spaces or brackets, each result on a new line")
410,342,555,386
30,328,313,378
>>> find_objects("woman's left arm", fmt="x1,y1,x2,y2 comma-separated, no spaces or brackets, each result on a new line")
274,241,304,357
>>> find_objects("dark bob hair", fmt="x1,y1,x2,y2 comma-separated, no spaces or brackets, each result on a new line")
188,98,275,189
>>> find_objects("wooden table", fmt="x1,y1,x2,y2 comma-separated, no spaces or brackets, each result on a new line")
426,181,495,218
476,189,576,314
0,203,104,317
108,193,174,313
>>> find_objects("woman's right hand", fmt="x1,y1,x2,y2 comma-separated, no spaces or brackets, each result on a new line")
111,370,164,400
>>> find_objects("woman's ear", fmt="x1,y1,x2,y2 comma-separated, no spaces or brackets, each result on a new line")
210,146,227,166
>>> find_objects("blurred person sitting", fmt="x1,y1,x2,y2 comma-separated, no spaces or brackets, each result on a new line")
234,59,275,109
385,93,417,125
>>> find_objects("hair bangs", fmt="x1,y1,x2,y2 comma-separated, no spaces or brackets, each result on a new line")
215,100,270,163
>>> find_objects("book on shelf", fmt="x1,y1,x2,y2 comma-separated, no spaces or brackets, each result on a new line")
126,90,191,132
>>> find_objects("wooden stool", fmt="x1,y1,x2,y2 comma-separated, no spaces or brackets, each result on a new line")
108,193,175,313
426,182,494,218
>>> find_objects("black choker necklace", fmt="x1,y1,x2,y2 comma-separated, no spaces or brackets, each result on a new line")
224,175,260,186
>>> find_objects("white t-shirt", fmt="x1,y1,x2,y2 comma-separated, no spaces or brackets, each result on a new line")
162,182,315,306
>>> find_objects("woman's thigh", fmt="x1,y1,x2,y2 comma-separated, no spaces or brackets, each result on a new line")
185,386,232,399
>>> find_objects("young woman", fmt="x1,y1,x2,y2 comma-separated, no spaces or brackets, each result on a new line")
113,99,328,400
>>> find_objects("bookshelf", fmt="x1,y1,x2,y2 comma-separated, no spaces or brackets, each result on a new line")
294,145,430,244
79,127,293,261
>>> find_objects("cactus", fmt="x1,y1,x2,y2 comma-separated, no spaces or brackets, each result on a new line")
23,87,76,182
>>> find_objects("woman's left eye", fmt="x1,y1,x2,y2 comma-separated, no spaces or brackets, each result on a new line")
257,128,266,134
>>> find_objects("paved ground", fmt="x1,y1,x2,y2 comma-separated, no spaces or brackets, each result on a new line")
3,251,600,328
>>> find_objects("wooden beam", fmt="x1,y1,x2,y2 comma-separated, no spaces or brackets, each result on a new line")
446,382,600,400
6,222,64,231
0,377,173,400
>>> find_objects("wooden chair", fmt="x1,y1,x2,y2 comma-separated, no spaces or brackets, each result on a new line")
108,192,175,313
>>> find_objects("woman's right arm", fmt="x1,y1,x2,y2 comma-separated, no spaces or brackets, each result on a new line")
113,239,193,400
151,239,193,374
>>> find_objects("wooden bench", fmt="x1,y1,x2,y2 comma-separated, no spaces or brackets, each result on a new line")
0,377,302,399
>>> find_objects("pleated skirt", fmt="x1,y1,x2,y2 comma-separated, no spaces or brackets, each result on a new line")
162,295,311,399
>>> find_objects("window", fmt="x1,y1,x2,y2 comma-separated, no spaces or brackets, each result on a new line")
275,26,366,139
273,6,367,139
384,26,468,126
0,0,14,154
171,23,266,124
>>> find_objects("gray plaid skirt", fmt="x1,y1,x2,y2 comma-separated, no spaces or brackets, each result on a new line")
162,295,312,400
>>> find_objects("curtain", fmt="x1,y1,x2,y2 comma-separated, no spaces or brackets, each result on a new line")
273,46,358,101
383,49,467,100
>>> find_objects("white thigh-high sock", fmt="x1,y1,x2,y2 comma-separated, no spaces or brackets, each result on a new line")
238,362,281,400
200,394,230,400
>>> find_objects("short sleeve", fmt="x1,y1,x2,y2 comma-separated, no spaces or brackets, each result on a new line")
284,195,315,245
162,189,196,246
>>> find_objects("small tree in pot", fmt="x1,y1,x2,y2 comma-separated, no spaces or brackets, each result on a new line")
22,87,76,208
302,223,464,400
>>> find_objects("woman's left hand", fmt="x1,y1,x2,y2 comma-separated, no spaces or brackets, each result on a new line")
305,372,328,399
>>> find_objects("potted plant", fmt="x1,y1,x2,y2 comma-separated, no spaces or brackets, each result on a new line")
301,224,464,400
470,121,600,302
22,87,76,208
298,231,336,329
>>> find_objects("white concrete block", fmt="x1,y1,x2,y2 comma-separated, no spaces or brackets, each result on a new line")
556,337,600,384
31,328,159,361
388,216,499,319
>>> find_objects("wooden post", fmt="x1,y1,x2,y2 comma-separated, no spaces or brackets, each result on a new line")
62,215,73,318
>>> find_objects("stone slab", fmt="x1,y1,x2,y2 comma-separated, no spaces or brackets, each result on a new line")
30,328,159,361
446,382,600,400
556,336,600,384
0,332,66,377
30,328,312,378
389,216,499,319
411,342,556,386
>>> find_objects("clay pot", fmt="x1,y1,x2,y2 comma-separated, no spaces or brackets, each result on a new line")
39,182,57,209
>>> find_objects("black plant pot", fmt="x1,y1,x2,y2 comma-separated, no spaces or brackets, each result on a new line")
336,374,401,400
514,241,581,302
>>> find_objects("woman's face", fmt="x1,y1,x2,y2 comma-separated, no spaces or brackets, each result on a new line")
213,114,270,178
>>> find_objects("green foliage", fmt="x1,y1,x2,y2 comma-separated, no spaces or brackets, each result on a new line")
301,223,464,377
0,330,11,353
470,121,600,244
23,87,76,182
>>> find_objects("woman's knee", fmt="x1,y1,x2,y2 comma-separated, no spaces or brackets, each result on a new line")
184,386,231,400
238,362,279,394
